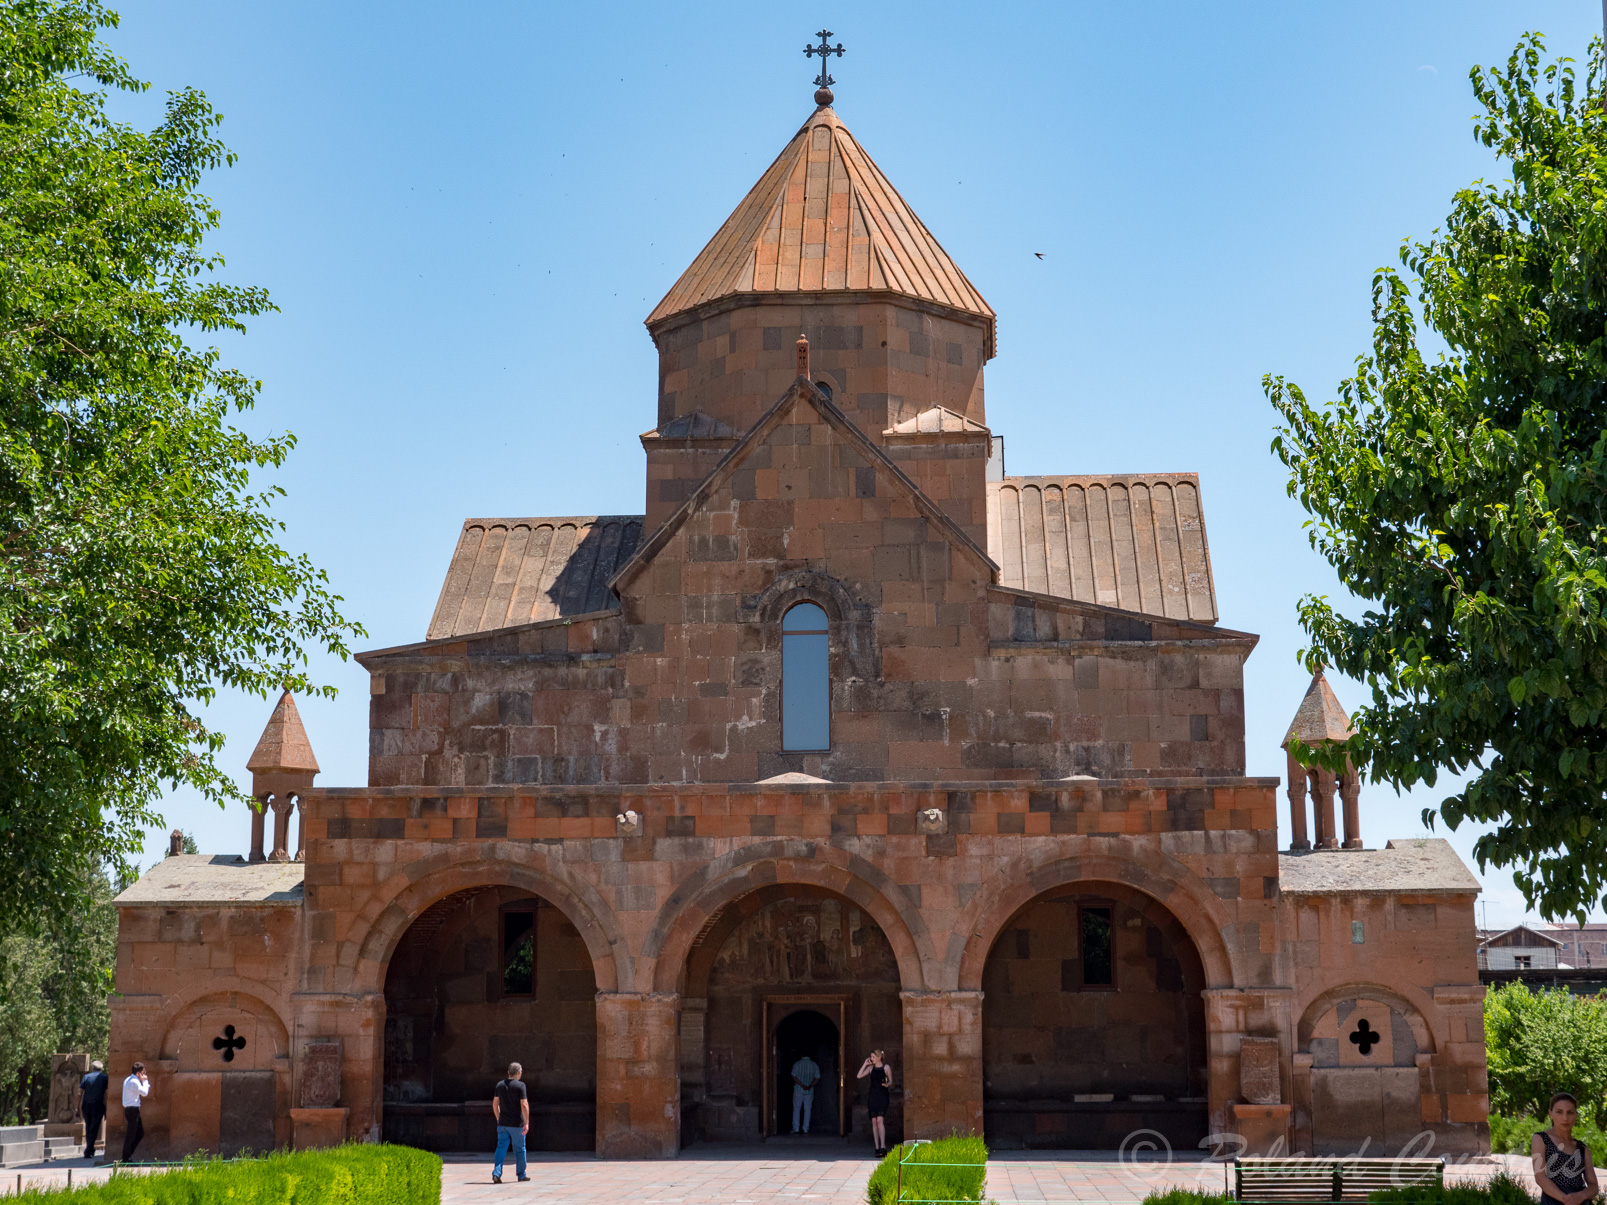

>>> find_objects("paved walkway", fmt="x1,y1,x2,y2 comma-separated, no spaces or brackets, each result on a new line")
3,1150,1538,1204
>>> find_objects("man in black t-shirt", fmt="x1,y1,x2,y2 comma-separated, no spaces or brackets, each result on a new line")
490,1062,529,1184
80,1060,110,1160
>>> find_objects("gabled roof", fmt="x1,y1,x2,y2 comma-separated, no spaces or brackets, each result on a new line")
247,690,319,775
1480,924,1564,950
883,406,990,437
647,105,995,352
611,377,998,595
427,516,643,640
987,474,1217,623
1283,671,1356,748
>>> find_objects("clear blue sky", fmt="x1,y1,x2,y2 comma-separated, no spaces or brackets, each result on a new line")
101,1,1604,928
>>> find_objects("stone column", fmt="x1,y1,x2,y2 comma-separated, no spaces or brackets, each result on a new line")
294,795,307,862
1339,763,1362,849
1284,750,1310,851
1311,769,1339,850
679,997,707,1104
595,992,680,1158
900,990,984,1140
249,797,267,862
268,795,295,863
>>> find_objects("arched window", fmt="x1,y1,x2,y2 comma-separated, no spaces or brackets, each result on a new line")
782,602,830,751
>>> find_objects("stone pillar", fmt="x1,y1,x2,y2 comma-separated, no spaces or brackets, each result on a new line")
1284,750,1310,851
249,798,267,862
268,795,294,863
900,990,984,1140
1311,769,1339,850
595,992,680,1158
679,998,707,1104
294,796,307,862
1339,763,1362,849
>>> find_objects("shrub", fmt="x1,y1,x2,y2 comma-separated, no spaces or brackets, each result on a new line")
1488,1111,1607,1156
16,1144,441,1205
1367,1172,1536,1205
1485,983,1607,1126
866,1136,988,1205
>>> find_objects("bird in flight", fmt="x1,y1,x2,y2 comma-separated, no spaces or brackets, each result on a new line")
1034,252,1045,260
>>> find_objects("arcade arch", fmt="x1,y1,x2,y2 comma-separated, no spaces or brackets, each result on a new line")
381,884,598,1152
979,880,1209,1151
679,883,904,1145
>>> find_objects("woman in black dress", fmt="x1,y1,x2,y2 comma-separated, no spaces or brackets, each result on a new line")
857,1049,893,1157
1533,1092,1600,1205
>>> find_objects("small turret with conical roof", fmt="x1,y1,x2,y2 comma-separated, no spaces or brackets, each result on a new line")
246,690,319,863
1282,671,1362,852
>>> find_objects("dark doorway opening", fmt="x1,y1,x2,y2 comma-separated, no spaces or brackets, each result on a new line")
774,1009,839,1136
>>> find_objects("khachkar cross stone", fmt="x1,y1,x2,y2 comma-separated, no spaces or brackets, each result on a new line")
805,29,845,106
213,1025,247,1063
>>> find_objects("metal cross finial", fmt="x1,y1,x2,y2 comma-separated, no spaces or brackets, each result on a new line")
804,29,845,102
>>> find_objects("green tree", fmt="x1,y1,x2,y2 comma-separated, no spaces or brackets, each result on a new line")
0,0,360,918
1484,981,1607,1128
0,866,120,1124
1267,33,1607,920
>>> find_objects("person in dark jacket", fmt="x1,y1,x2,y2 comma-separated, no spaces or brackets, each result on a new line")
80,1061,109,1160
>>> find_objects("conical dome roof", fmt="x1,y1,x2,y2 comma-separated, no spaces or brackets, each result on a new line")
247,689,320,775
648,105,995,353
1282,671,1356,749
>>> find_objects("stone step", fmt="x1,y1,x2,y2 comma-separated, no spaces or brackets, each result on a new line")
0,1140,45,1168
0,1127,42,1145
43,1137,81,1157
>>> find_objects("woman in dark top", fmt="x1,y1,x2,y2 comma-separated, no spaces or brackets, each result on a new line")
856,1050,893,1157
1534,1092,1600,1205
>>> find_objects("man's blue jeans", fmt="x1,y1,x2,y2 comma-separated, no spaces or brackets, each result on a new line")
494,1125,527,1179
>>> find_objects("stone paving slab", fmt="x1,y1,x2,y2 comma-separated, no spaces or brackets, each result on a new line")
0,1151,1539,1204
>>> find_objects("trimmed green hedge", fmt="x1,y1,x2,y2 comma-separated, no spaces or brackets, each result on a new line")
866,1136,988,1205
19,1145,441,1205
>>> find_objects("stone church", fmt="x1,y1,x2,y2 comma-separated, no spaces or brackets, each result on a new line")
111,85,1488,1161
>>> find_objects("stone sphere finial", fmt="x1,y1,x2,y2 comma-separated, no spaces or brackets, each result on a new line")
815,86,834,107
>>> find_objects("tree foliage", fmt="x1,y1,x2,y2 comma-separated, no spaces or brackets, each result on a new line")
0,0,360,916
1267,34,1607,920
0,866,120,1124
1484,981,1607,1127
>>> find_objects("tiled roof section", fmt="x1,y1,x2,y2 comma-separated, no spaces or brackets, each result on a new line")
647,106,995,347
988,474,1217,623
883,405,990,436
1283,671,1356,748
646,411,737,440
427,516,644,640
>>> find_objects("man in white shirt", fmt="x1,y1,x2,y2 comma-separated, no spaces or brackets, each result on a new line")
790,1054,820,1134
120,1063,149,1162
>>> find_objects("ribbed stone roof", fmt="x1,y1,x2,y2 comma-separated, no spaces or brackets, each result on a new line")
647,105,995,348
987,474,1218,623
427,516,643,640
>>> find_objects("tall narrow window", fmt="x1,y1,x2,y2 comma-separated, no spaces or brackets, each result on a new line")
502,908,535,996
782,602,830,751
1079,906,1114,987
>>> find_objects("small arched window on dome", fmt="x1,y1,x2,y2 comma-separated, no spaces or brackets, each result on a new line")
782,602,830,751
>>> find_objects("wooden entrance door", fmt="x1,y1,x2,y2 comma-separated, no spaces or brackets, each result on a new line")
762,995,848,1137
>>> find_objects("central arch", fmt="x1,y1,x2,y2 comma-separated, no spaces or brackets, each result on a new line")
679,882,905,1145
